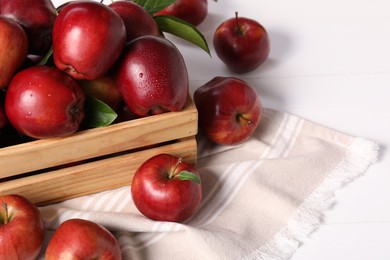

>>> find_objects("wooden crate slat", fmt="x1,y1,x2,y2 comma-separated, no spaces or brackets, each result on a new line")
0,137,197,206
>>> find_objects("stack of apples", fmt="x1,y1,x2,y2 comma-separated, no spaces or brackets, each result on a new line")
0,0,272,258
0,0,202,142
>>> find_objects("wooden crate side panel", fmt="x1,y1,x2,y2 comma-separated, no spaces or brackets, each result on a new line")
0,137,197,206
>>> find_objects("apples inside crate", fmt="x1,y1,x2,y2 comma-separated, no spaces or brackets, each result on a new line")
0,98,198,206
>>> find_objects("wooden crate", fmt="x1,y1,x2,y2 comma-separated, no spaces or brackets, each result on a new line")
0,98,198,206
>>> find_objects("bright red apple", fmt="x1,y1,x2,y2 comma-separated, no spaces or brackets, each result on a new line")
131,153,202,223
5,66,85,139
0,194,45,260
45,218,122,260
1,0,57,55
213,12,270,74
52,1,126,80
194,76,262,145
108,0,161,42
0,16,29,89
115,35,189,116
155,0,208,26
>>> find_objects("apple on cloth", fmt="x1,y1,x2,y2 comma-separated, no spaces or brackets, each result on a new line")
37,107,378,259
0,194,45,260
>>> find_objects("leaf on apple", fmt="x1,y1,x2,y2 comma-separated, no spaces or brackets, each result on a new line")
37,46,53,66
83,95,118,128
154,15,210,55
132,0,176,15
177,170,201,184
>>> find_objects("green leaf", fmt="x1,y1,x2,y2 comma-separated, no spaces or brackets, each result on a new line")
154,15,210,55
37,46,53,66
177,170,201,184
83,95,118,128
132,0,176,15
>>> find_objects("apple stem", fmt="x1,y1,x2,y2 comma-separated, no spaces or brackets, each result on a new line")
2,203,8,225
237,114,252,126
235,12,244,35
170,157,183,179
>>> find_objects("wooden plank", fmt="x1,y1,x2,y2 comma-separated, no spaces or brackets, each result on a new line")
0,137,197,206
0,98,197,178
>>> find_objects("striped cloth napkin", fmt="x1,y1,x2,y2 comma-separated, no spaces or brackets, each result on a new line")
38,108,379,260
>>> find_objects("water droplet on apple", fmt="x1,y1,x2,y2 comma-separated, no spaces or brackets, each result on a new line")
139,73,143,78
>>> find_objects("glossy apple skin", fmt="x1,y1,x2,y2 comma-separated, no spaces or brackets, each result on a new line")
5,66,85,139
0,194,45,260
0,16,28,89
194,76,262,145
1,0,57,55
213,15,270,74
155,0,208,26
45,218,122,260
52,1,126,80
115,36,189,116
131,154,202,222
108,1,161,42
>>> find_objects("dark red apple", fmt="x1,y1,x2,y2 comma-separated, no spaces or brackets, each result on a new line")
213,12,270,73
108,0,161,42
45,218,122,260
155,0,208,26
0,0,57,55
0,16,29,89
131,153,202,223
5,66,85,139
78,73,123,111
115,35,189,116
52,1,126,80
0,194,45,260
0,102,7,130
194,76,262,145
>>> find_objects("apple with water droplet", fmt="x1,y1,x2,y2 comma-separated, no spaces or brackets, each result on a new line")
115,36,189,116
5,66,85,139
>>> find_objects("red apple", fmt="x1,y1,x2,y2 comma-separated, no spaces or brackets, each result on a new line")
155,0,208,26
0,194,45,260
45,218,122,260
131,153,202,223
5,66,85,139
0,16,29,89
78,73,123,111
1,0,57,55
213,12,270,74
115,35,189,116
194,76,262,145
108,0,161,42
52,1,126,80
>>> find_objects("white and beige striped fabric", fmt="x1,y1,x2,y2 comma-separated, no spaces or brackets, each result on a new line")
39,108,379,259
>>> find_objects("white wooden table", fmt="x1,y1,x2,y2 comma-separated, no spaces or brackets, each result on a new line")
53,0,390,259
